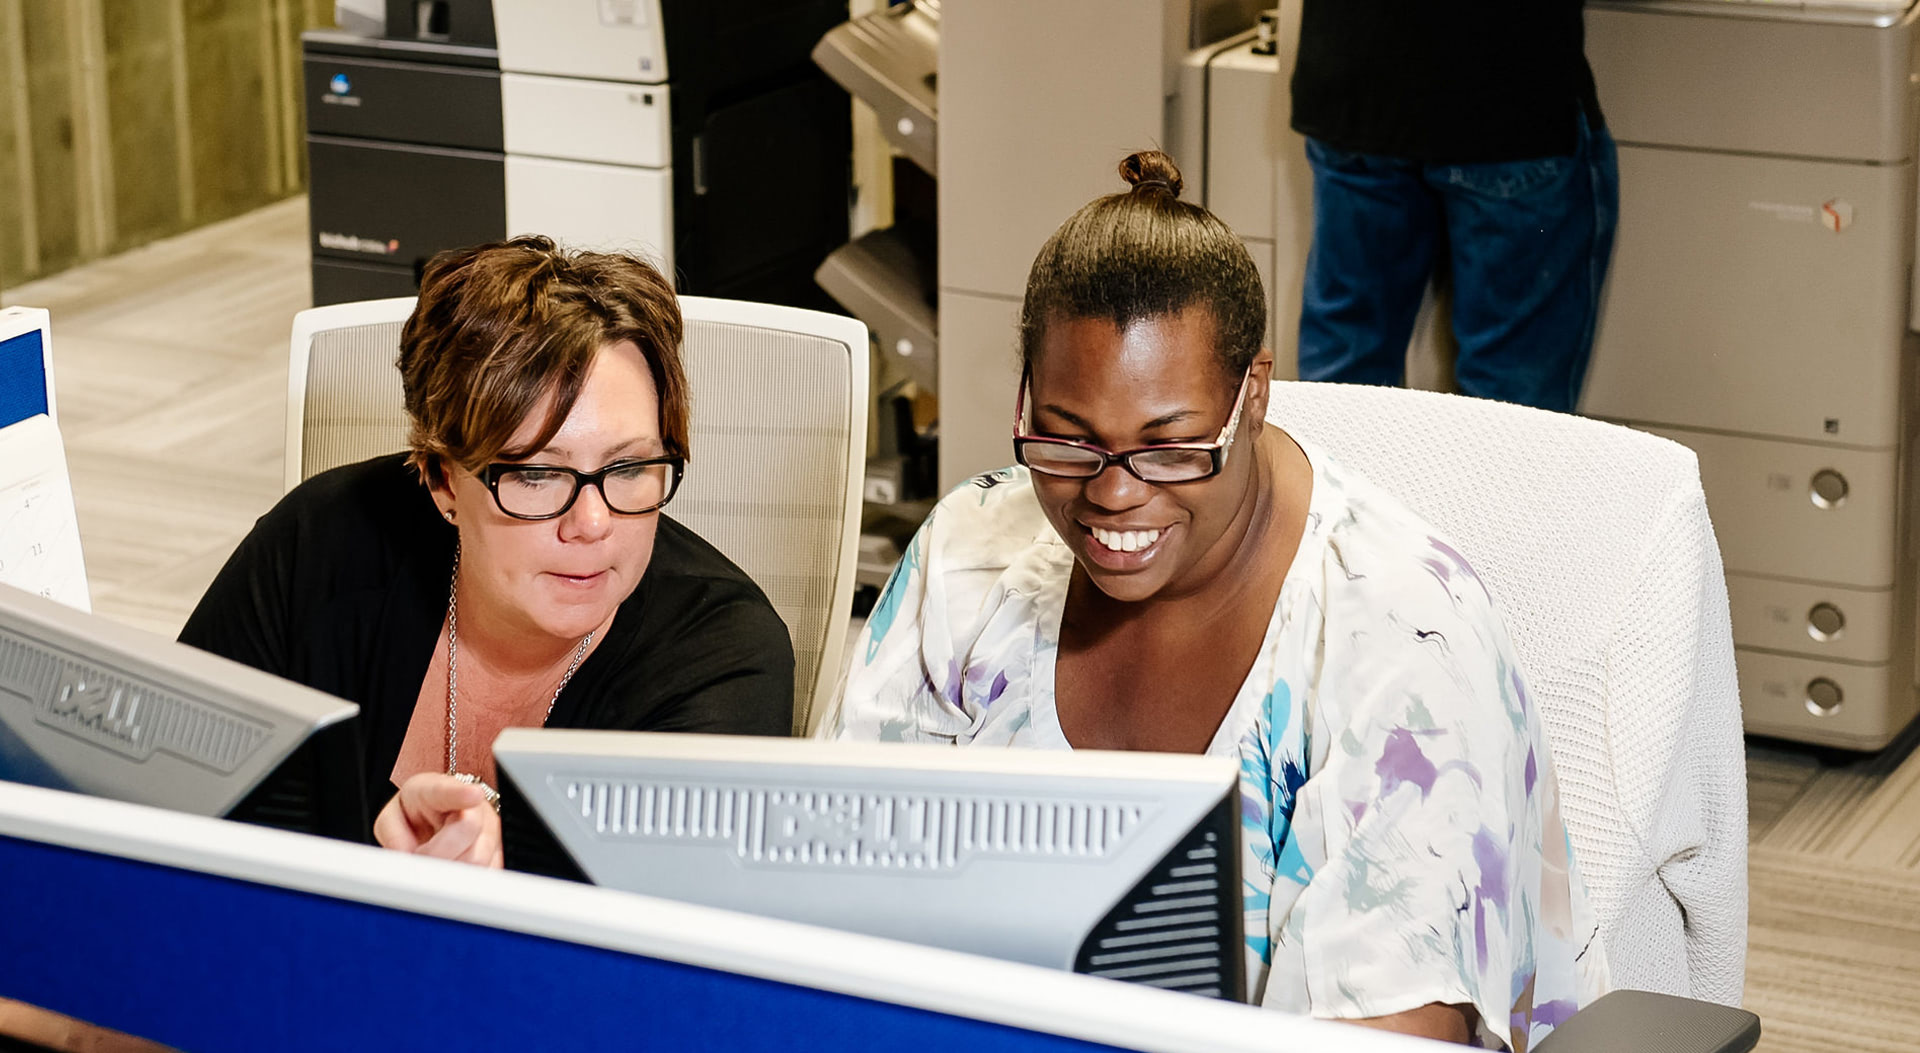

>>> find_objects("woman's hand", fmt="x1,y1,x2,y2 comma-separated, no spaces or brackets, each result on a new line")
0,998,176,1053
1348,1003,1473,1044
372,772,504,868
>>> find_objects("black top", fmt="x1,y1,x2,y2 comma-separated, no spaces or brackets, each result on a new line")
1290,0,1603,164
179,454,795,831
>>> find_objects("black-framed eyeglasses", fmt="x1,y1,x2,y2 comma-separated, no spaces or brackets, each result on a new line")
1012,366,1253,483
478,456,685,520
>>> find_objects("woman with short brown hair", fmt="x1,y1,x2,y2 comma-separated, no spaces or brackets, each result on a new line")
182,236,794,868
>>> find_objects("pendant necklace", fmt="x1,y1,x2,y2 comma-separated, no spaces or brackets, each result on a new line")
443,542,593,810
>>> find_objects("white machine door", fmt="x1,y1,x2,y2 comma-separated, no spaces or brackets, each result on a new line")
499,69,674,265
505,156,674,268
501,73,671,170
1581,145,1914,449
492,0,669,83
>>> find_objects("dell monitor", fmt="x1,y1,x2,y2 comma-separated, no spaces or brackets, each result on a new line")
494,728,1245,1000
0,583,366,841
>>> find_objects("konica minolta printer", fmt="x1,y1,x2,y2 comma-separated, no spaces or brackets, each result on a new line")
303,0,848,308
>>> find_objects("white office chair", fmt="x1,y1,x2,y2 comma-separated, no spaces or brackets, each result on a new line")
286,296,868,736
1265,382,1748,1006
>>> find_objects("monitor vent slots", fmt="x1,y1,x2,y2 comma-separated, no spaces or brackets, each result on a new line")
558,779,1149,871
1075,797,1244,1001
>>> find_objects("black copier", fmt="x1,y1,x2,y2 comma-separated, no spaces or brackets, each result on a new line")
303,0,848,309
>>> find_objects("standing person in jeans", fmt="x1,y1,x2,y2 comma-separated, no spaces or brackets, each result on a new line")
1291,1,1618,413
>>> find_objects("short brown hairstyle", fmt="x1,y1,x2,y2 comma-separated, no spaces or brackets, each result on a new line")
399,235,689,482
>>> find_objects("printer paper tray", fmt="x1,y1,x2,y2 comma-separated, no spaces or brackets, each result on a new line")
811,2,939,175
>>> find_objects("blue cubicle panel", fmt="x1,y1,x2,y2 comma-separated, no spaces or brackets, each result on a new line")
0,834,1112,1053
0,327,49,429
0,783,1405,1053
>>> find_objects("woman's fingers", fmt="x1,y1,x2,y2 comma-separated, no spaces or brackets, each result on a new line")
375,773,495,865
400,772,489,821
414,803,503,868
414,805,485,861
468,808,505,869
372,792,421,852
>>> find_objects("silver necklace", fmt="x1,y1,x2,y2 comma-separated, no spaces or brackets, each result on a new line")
444,543,594,793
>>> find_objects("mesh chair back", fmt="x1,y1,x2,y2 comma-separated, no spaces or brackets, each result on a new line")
1266,381,1747,1004
285,297,867,734
673,298,866,734
284,299,416,491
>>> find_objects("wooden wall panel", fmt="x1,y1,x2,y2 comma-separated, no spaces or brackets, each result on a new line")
102,1,185,248
0,0,332,290
21,0,80,278
183,0,275,224
0,1,26,289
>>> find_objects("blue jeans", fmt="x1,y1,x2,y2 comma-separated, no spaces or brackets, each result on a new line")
1296,115,1619,413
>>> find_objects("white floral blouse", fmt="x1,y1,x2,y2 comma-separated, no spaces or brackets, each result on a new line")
819,441,1611,1051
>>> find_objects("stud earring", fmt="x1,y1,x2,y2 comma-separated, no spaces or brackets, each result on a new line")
443,510,456,523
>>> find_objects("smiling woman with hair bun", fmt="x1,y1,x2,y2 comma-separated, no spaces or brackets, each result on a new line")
821,151,1609,1049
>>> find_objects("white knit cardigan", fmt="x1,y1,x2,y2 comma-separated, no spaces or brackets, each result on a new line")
1267,381,1748,1005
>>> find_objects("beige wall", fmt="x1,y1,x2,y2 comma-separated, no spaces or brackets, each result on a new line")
0,0,333,289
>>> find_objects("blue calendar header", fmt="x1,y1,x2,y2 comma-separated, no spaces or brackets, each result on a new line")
0,327,49,429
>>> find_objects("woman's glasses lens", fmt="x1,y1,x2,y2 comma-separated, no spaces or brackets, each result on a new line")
495,468,575,516
601,462,673,511
1017,441,1105,478
1130,447,1215,482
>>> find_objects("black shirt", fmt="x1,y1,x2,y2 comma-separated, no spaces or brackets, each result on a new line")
179,454,795,830
1290,0,1603,164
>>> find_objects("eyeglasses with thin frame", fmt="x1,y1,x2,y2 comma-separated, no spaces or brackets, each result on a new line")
478,456,685,520
1012,366,1253,484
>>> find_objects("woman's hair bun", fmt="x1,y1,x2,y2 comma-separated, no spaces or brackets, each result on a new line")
1118,150,1184,199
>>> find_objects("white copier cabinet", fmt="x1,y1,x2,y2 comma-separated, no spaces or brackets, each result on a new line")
1584,0,1920,749
494,0,677,266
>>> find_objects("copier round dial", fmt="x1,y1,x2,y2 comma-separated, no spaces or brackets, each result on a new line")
1809,469,1849,509
1806,603,1846,643
1804,678,1845,717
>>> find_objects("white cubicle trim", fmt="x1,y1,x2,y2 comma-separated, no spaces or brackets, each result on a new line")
283,295,418,493
677,295,870,733
0,782,1440,1053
